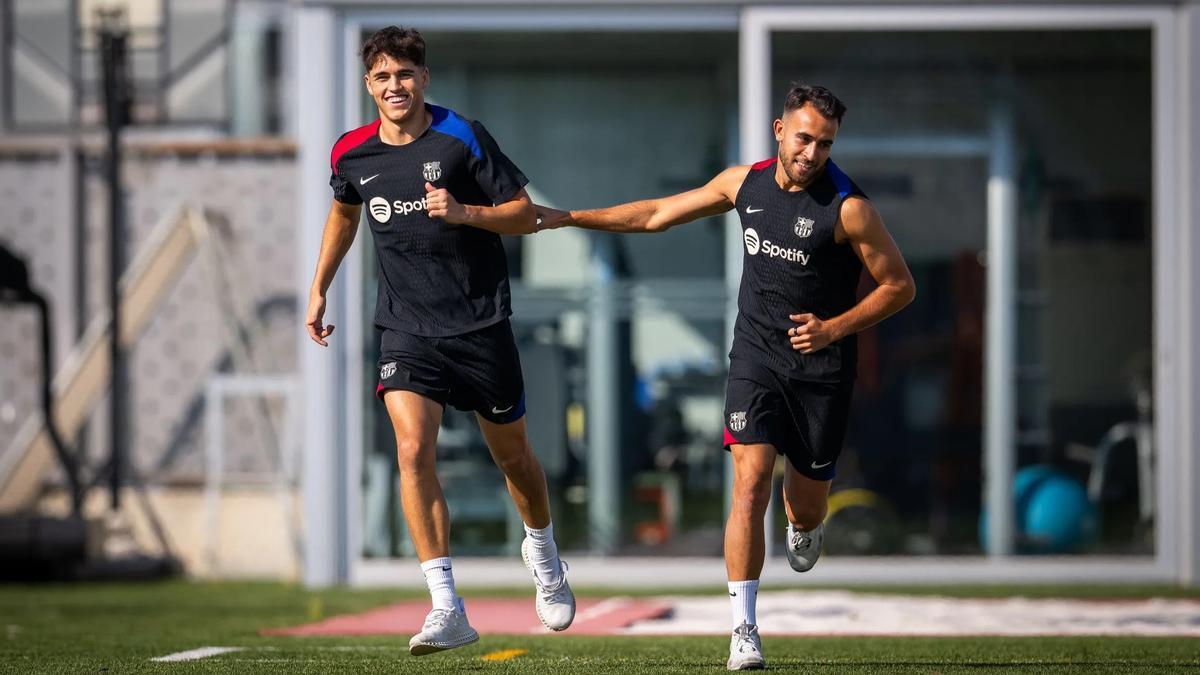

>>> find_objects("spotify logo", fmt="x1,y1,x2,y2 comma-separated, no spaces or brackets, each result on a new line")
369,197,392,222
744,227,761,255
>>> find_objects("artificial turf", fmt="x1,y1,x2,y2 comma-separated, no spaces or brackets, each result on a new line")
1,581,1196,673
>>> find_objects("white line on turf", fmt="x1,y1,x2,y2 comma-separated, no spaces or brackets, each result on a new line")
150,646,245,662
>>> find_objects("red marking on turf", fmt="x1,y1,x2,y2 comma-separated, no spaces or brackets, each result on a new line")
262,597,671,637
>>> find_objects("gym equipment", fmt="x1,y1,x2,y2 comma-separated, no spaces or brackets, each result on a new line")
980,464,1099,554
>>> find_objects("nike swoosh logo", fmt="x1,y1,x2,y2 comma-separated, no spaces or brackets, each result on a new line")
441,566,452,571
491,405,514,414
360,174,380,185
729,592,737,597
745,206,763,214
811,460,832,470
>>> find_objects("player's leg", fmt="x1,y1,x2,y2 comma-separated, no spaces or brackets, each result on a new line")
382,388,478,655
476,413,550,528
451,320,574,630
724,442,774,671
781,464,831,572
780,379,852,573
476,404,575,631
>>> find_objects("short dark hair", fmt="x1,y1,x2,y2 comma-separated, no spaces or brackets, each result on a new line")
361,26,426,71
783,84,846,123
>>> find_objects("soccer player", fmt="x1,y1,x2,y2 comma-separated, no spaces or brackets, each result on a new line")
535,85,914,670
304,26,575,655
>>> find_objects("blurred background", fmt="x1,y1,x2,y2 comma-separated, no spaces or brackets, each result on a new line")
0,0,1197,588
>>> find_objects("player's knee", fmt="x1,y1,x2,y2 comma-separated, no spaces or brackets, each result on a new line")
395,438,435,473
493,447,539,478
731,478,772,516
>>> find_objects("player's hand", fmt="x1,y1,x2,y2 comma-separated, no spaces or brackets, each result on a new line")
424,182,468,224
788,313,833,353
306,293,335,347
534,204,570,231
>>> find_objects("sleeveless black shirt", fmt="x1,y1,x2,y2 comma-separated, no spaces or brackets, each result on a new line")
730,158,866,382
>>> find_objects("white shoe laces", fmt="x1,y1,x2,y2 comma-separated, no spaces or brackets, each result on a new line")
423,608,457,631
536,561,571,601
732,624,761,654
790,528,812,552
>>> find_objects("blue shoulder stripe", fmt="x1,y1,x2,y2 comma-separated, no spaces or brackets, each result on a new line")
430,105,483,160
826,160,854,199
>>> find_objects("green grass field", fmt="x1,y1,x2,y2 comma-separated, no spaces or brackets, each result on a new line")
1,582,1197,673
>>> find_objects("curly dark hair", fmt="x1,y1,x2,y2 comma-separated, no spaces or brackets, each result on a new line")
361,26,426,71
783,84,846,123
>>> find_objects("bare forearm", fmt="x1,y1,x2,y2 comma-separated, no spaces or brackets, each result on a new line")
310,220,357,296
462,200,537,235
828,281,915,341
568,200,664,233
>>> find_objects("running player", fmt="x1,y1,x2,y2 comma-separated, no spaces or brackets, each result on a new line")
534,84,914,670
304,26,575,655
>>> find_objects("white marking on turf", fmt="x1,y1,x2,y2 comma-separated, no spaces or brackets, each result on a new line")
623,592,1200,637
151,646,245,662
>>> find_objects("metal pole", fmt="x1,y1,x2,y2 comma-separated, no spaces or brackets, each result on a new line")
985,97,1017,557
737,11,775,552
587,233,620,554
296,6,340,587
1179,3,1200,587
1,0,12,130
99,10,129,512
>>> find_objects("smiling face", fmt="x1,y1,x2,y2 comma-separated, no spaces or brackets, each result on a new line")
364,54,429,127
773,102,839,189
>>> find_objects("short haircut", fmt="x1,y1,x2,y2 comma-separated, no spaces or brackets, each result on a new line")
783,84,846,123
361,26,426,71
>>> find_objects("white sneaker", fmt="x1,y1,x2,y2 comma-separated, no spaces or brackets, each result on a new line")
727,621,765,670
521,537,576,631
785,522,824,573
408,606,479,656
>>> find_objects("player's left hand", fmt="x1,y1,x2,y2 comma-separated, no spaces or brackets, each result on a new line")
425,182,468,224
788,313,834,353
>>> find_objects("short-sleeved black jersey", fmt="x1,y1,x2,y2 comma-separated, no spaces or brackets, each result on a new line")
730,158,866,382
329,104,528,337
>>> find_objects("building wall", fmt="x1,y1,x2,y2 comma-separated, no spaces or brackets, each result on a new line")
0,143,299,503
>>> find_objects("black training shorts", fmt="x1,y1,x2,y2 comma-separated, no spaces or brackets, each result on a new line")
722,356,854,481
376,319,525,425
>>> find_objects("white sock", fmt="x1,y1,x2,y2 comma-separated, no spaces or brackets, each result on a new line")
523,522,562,585
728,580,759,628
420,557,460,611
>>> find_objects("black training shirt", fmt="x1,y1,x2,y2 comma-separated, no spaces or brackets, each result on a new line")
330,104,528,336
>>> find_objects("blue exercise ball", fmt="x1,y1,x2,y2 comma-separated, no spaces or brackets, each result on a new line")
1022,471,1099,553
979,465,1099,554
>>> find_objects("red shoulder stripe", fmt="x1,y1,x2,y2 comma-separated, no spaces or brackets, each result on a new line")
330,119,381,175
750,157,777,171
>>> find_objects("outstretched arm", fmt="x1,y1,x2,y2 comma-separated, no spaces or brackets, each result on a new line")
788,197,916,353
306,199,361,347
536,165,749,234
425,184,537,235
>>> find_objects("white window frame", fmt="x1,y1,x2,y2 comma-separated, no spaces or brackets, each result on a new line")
294,3,1193,586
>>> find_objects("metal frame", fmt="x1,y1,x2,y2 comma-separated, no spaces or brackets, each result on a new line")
294,2,1194,586
203,375,300,576
740,3,1183,582
1180,3,1200,587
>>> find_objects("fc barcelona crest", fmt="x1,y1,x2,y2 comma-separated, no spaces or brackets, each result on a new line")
794,216,814,238
422,161,442,182
729,411,747,433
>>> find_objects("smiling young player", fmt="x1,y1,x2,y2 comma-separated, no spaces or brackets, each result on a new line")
304,26,575,655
